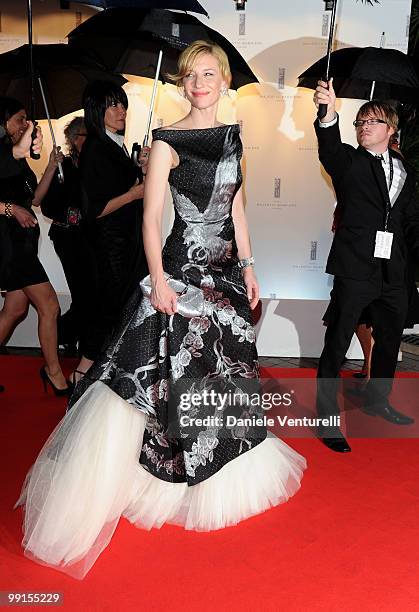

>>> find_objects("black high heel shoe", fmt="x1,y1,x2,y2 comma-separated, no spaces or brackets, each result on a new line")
40,366,72,397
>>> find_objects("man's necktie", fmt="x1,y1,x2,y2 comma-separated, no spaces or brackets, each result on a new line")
375,154,384,161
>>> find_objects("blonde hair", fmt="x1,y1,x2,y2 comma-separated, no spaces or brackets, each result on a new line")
356,101,398,131
167,40,232,88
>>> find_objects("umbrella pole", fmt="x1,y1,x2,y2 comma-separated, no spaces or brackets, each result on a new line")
318,0,338,120
369,80,376,100
37,76,65,184
143,49,163,148
26,0,40,160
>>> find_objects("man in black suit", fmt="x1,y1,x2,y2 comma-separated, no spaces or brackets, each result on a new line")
314,79,418,453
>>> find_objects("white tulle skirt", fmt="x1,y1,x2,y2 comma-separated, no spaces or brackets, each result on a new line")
16,381,306,579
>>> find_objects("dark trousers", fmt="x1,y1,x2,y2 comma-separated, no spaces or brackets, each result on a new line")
50,226,94,354
317,272,408,425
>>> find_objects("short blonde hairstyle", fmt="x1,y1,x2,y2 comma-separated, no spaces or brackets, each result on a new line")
167,40,232,89
356,101,398,131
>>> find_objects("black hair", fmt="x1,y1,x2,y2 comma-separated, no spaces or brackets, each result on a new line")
0,96,25,143
82,80,128,139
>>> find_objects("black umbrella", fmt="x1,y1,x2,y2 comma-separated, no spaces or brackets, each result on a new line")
298,46,419,104
67,8,258,90
67,0,208,16
0,43,127,119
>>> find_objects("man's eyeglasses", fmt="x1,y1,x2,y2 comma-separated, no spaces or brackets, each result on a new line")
353,119,387,128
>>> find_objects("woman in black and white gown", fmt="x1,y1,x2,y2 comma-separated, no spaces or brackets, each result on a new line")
17,41,306,579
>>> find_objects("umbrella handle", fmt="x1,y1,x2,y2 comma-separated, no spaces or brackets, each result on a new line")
317,0,338,121
37,76,64,183
317,75,329,120
30,124,41,161
317,103,328,120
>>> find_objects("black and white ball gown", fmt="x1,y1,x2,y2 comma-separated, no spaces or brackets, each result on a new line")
17,125,306,578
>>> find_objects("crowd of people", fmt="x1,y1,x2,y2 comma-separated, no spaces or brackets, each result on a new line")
0,40,418,578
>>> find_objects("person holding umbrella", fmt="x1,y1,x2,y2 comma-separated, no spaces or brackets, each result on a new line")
314,79,418,453
16,41,305,579
34,117,93,357
0,96,70,396
0,109,42,395
67,80,149,383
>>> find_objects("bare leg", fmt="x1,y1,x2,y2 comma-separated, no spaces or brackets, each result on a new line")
23,282,67,390
355,324,374,380
71,355,94,384
0,290,29,344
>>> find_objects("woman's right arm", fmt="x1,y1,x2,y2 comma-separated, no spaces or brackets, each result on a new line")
0,202,38,227
97,181,144,218
143,139,178,315
80,141,144,219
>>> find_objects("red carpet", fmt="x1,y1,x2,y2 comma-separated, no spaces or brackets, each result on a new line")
1,355,419,611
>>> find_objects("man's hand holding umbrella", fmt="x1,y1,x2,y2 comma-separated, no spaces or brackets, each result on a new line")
314,78,336,123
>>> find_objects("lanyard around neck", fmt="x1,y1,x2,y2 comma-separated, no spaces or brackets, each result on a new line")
378,154,394,232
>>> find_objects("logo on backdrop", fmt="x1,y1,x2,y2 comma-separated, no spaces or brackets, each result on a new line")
274,178,281,199
239,14,246,36
277,68,285,90
310,241,318,261
321,13,330,37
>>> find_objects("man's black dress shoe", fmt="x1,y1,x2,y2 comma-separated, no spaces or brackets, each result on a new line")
361,403,414,425
318,428,351,453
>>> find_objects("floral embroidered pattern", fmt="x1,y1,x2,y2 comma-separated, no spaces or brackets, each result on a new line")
68,124,265,486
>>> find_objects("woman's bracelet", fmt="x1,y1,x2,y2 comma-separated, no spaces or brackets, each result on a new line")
3,202,14,218
238,256,255,269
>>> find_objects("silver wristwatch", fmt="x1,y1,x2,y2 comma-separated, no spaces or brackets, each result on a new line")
238,256,255,269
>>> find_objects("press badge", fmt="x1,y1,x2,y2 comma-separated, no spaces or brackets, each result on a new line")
374,231,393,259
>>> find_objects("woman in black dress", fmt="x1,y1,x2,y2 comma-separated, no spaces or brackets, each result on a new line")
71,81,148,381
0,111,42,393
17,42,305,578
35,117,92,355
0,97,70,395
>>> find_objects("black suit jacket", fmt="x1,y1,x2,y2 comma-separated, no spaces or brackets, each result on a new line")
315,116,419,283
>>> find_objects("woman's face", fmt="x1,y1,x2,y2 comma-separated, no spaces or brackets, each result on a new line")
6,109,28,144
72,126,88,153
182,53,227,110
104,101,126,133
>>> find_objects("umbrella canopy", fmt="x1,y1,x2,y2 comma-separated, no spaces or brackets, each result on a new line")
298,46,419,103
0,44,126,119
67,8,258,90
68,0,208,16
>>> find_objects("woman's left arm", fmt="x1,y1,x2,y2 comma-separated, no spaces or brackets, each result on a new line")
232,186,259,310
